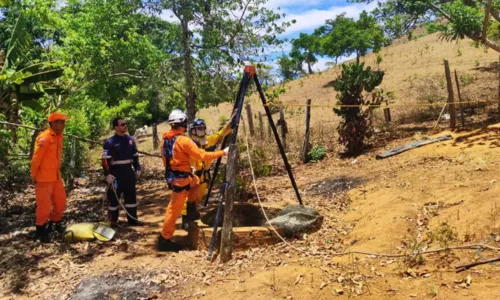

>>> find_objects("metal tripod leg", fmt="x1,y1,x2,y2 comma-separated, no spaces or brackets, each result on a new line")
207,69,251,261
253,73,304,205
203,75,245,207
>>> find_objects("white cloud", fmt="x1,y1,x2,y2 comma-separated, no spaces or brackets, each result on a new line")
311,53,356,72
159,9,177,22
279,2,377,36
266,0,327,9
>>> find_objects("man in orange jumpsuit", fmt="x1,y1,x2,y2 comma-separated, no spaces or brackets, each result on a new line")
158,109,228,252
30,112,70,242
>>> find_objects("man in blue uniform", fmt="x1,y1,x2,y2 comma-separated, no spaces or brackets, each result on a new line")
102,117,142,226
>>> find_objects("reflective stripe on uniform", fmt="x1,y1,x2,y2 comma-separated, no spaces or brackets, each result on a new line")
102,155,112,159
133,153,139,157
108,206,119,211
125,203,138,208
111,159,133,165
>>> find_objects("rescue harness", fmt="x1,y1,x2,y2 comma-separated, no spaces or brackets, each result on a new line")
163,135,191,192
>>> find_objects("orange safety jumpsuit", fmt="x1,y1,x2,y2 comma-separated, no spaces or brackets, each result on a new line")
30,128,66,226
160,129,225,240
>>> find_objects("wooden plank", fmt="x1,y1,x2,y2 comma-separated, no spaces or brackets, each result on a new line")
219,143,238,263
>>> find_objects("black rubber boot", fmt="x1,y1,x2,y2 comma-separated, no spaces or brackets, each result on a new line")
108,210,119,224
182,202,200,230
50,221,65,240
181,215,190,231
127,219,143,227
126,207,140,225
157,234,184,252
35,224,52,243
188,202,201,221
51,221,66,233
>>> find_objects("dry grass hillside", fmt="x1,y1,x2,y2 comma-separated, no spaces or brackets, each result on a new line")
199,30,500,137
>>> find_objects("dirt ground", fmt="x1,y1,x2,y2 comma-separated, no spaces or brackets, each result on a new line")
3,124,500,299
3,31,500,299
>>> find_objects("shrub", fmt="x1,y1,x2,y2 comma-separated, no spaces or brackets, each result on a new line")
307,146,326,163
426,22,439,34
332,62,384,154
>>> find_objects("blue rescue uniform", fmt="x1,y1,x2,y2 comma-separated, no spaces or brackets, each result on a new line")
102,134,141,224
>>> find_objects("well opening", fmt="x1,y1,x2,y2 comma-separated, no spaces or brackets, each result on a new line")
200,202,281,227
191,202,285,251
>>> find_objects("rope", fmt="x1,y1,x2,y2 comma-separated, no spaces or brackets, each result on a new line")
241,117,311,255
105,182,155,226
263,99,495,109
0,120,162,158
241,118,500,259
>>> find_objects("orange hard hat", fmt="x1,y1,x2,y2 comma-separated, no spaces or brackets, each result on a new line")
47,112,70,122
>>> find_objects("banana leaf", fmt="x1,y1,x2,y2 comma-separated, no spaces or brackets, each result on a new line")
5,13,32,70
22,68,64,84
18,97,43,110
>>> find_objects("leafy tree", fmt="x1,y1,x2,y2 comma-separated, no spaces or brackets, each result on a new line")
291,33,320,74
319,11,386,63
0,13,64,126
332,62,384,154
153,0,293,121
278,55,301,81
351,0,500,52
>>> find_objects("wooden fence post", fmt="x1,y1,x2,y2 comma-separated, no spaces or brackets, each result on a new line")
444,60,456,130
220,143,238,263
258,112,264,140
454,70,466,128
302,99,312,163
29,129,39,159
65,137,77,192
383,108,392,123
279,106,287,151
245,104,255,137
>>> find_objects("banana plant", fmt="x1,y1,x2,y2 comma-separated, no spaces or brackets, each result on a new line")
0,13,64,113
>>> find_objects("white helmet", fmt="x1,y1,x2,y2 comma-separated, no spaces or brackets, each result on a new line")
168,109,187,124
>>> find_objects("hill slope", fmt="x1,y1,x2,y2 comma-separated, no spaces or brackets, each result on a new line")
199,32,500,133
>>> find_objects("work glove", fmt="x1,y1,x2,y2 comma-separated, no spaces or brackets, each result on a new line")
31,176,37,185
105,174,116,185
135,170,141,179
223,147,229,156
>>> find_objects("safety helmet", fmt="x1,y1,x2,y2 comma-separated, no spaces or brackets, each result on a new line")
190,118,207,137
191,119,206,129
168,109,187,125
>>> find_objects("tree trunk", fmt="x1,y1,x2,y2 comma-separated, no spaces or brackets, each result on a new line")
307,61,313,74
181,19,196,122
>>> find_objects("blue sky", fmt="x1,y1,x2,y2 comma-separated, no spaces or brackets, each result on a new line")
265,0,376,72
160,0,375,74
268,0,374,38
